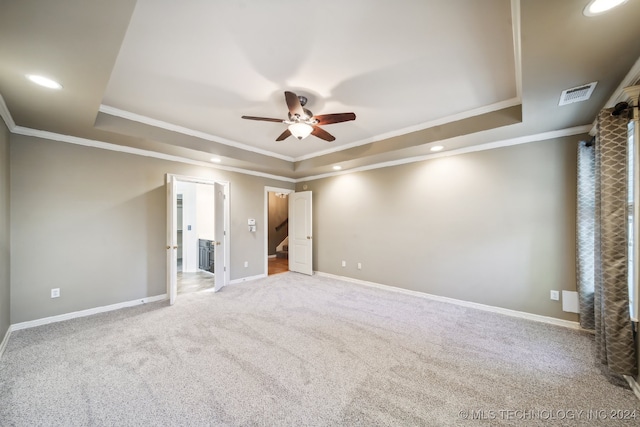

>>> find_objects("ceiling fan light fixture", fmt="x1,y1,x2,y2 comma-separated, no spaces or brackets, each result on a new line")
288,122,313,140
583,0,628,16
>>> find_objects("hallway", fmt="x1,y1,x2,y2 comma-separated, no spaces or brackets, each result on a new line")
268,257,288,275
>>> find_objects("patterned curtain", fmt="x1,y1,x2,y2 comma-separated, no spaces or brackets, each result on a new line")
592,108,636,376
576,141,595,329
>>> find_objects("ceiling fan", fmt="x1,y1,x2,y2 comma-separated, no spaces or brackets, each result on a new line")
241,91,356,142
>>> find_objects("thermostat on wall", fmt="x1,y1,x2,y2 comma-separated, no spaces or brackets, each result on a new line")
248,219,256,226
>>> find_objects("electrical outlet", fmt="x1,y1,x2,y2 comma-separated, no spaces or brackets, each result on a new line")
550,290,560,301
341,260,346,267
51,288,60,298
244,261,248,268
357,262,362,270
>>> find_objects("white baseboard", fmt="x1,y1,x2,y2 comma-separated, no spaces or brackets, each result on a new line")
0,325,11,360
11,294,167,332
315,272,581,330
268,254,277,259
229,274,267,285
624,375,640,402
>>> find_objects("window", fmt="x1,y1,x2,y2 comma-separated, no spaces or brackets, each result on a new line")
628,119,637,321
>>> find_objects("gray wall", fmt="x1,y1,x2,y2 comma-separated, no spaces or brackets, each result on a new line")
0,119,9,341
298,136,580,321
10,134,293,323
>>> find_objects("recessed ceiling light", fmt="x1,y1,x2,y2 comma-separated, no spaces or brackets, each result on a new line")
26,74,62,89
583,0,628,16
210,157,221,163
333,165,342,171
430,145,444,152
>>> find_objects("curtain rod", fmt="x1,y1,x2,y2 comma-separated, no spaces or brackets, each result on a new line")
585,136,595,147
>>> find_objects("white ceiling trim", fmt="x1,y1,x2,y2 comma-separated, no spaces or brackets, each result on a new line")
5,107,590,185
99,104,295,162
11,126,296,183
0,94,16,131
590,54,640,135
291,0,523,163
7,121,590,184
293,97,522,162
603,55,640,109
300,125,592,182
100,96,522,165
511,0,523,101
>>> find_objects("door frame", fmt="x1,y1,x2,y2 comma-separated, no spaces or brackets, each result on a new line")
167,174,230,300
264,186,294,275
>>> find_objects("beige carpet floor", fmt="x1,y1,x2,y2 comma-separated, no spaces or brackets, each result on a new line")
1,272,639,426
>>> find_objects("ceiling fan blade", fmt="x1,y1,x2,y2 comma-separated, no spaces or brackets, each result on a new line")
313,112,356,125
284,91,305,118
311,126,335,142
276,129,291,141
241,116,284,123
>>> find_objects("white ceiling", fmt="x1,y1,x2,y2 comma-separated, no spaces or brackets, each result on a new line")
1,0,640,179
102,0,518,160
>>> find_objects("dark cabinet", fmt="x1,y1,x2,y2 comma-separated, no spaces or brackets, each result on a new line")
198,239,215,273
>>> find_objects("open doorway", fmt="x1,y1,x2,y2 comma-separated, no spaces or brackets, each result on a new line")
167,174,229,304
176,181,217,293
264,186,293,275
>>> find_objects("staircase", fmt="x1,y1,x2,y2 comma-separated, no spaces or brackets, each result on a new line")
276,245,288,259
275,237,289,259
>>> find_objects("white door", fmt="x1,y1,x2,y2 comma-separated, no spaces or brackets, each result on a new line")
166,175,178,305
214,182,226,292
289,191,313,275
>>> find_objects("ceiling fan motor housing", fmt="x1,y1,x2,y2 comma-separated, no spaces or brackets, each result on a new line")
241,91,356,142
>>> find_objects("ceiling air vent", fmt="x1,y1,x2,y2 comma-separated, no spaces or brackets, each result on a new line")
558,82,597,106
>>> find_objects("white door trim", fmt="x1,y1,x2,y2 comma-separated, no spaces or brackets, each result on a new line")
264,186,294,275
214,182,226,292
166,174,178,304
166,174,230,298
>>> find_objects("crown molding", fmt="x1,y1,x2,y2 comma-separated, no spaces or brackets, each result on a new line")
0,93,16,131
591,55,640,135
293,97,522,162
622,85,640,103
9,123,590,184
99,104,295,162
100,96,522,165
12,126,296,183
293,0,522,163
511,0,523,101
604,56,640,109
299,125,591,182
